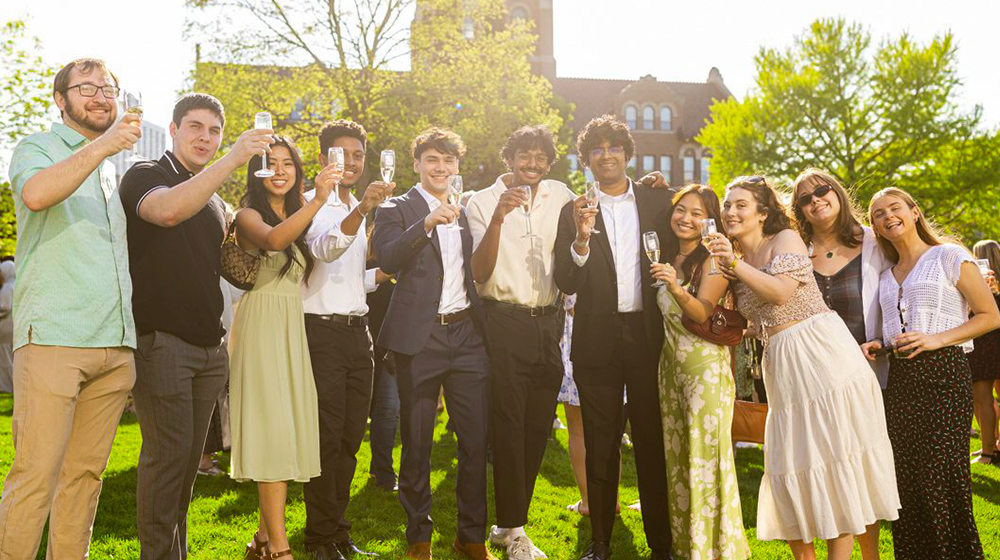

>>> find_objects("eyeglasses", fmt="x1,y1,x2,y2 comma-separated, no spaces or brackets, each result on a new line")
796,184,833,207
64,83,120,99
589,146,625,160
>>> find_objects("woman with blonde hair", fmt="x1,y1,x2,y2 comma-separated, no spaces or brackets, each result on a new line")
864,188,999,559
709,176,899,560
968,239,1000,465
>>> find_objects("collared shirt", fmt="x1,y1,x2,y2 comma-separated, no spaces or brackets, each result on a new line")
119,151,227,347
467,177,575,307
415,184,470,314
7,122,135,350
571,182,643,312
302,189,378,316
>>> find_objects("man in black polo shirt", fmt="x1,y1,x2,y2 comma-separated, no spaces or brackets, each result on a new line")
119,93,272,560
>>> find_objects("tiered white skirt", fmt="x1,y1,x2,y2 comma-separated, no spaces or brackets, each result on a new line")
757,312,901,542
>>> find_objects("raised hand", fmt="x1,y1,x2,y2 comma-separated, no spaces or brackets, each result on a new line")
359,181,395,214
572,195,598,241
95,113,142,157
493,187,528,222
424,203,460,233
226,128,275,166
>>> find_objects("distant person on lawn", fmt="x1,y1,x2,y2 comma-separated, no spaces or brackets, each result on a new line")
0,57,139,560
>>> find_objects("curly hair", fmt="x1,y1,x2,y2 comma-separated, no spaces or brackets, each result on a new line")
319,119,367,154
412,127,466,160
500,125,556,164
725,175,794,235
576,114,635,166
791,168,863,248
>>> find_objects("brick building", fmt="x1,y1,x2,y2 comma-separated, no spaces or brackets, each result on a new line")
507,0,732,186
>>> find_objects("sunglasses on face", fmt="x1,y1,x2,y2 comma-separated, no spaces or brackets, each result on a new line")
796,184,833,207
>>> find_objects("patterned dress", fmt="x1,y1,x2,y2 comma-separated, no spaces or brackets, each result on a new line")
657,289,750,560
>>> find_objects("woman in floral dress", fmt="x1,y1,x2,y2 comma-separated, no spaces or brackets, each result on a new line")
650,185,749,560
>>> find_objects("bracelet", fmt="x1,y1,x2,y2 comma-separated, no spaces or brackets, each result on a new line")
728,257,739,269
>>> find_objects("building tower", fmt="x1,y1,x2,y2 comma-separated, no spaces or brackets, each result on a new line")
506,0,556,82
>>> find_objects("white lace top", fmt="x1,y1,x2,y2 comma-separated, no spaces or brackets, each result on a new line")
879,243,975,353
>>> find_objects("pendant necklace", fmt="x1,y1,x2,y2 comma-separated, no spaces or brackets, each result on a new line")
809,242,834,259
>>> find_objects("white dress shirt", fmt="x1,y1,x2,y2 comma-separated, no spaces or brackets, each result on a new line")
466,177,575,308
415,184,470,314
571,182,643,312
301,189,378,316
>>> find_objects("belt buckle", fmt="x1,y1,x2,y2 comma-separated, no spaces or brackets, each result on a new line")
438,314,448,326
529,307,542,317
347,315,360,327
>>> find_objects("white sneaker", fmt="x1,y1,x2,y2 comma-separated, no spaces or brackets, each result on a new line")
509,535,547,560
489,527,547,559
552,417,567,430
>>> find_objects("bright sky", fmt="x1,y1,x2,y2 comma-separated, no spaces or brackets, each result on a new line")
9,0,1000,134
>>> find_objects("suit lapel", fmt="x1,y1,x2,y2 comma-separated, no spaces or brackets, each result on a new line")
406,188,442,262
592,206,615,273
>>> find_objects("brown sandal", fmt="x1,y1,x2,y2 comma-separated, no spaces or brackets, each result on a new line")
268,551,292,559
245,534,269,559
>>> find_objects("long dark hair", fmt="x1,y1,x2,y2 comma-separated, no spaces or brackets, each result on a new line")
667,184,726,286
791,168,863,247
240,136,314,282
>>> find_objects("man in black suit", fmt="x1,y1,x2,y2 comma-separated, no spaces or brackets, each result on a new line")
371,128,496,560
554,115,674,560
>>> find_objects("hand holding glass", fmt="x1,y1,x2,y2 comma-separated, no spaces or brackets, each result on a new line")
585,182,601,234
701,219,719,275
643,231,665,287
447,175,463,230
253,112,274,178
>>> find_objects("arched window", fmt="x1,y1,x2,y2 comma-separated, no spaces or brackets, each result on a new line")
683,148,696,184
642,106,654,130
510,6,529,20
660,106,672,131
624,105,637,129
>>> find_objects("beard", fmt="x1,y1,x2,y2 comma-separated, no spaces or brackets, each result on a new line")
65,98,116,134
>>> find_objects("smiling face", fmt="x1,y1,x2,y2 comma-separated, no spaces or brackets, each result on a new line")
56,67,118,134
722,187,767,238
170,108,223,173
671,192,709,242
796,180,841,229
262,144,297,198
870,193,919,241
586,141,627,185
507,146,552,187
413,147,459,197
322,136,366,188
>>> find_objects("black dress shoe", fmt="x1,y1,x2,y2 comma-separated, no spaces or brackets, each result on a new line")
372,479,398,493
649,552,675,560
578,541,611,560
336,537,378,557
313,543,346,560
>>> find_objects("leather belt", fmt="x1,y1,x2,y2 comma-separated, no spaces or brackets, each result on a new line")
437,308,470,325
306,313,368,327
483,300,558,317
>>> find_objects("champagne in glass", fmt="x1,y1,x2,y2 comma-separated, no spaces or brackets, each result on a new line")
446,175,463,230
380,150,395,183
643,231,665,287
516,185,536,239
585,181,601,234
122,89,145,163
327,147,345,181
701,218,719,275
254,112,275,178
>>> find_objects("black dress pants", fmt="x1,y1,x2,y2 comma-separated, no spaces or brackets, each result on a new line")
573,312,671,554
485,304,563,528
303,316,374,549
393,317,491,544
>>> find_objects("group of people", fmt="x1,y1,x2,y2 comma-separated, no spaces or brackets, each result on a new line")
0,55,997,560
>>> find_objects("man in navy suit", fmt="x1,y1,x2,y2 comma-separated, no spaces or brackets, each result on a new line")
371,128,495,560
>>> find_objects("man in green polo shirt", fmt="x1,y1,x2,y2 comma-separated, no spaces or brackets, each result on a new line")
0,57,141,560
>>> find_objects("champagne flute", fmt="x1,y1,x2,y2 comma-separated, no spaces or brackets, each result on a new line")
643,231,665,287
516,185,537,239
381,150,395,183
585,181,601,234
977,259,991,276
327,146,345,205
701,218,719,275
122,89,145,163
446,175,463,230
254,112,275,178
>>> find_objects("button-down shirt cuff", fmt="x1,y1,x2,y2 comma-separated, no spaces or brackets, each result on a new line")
364,268,378,294
571,243,590,267
310,224,357,262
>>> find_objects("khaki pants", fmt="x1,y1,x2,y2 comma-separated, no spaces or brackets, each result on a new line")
0,344,135,560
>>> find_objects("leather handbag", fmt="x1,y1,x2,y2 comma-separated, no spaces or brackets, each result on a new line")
732,400,767,444
680,263,747,346
219,221,261,290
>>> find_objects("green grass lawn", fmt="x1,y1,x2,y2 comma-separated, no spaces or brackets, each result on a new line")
0,393,997,559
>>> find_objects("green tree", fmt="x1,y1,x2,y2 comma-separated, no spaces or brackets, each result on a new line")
186,0,564,205
0,20,57,256
697,18,1000,241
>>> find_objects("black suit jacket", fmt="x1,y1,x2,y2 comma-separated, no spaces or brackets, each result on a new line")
554,180,674,367
372,187,487,356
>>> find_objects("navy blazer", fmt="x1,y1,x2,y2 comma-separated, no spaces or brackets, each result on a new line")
371,187,487,356
553,180,674,367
